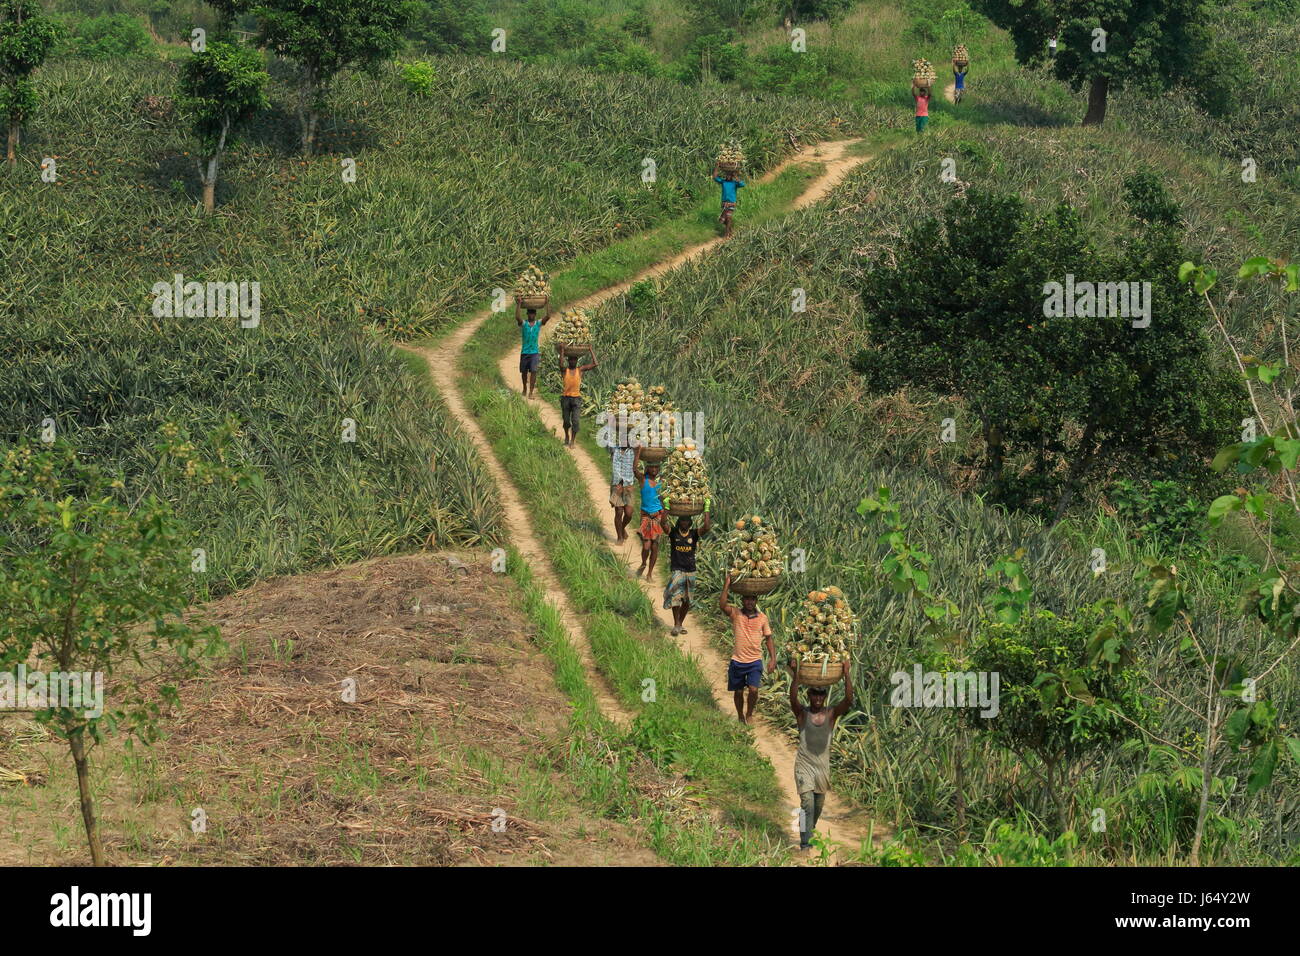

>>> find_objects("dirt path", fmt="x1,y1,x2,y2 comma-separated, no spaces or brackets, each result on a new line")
944,81,956,104
415,139,885,862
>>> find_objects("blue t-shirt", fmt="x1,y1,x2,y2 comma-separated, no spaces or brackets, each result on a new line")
520,319,541,355
954,69,967,89
715,176,745,203
641,475,662,513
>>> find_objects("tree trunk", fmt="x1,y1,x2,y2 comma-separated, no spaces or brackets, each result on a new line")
1082,75,1109,126
954,732,967,839
298,67,320,155
6,125,18,168
1190,690,1221,866
68,731,105,866
202,179,216,215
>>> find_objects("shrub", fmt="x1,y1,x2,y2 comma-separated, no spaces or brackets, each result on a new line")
399,58,437,95
61,13,152,59
406,0,489,55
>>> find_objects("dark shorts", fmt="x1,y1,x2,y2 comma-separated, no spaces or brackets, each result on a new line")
560,395,582,432
520,352,540,374
915,115,928,132
727,659,763,691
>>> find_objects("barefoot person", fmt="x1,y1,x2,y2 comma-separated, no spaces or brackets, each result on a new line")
712,162,746,238
558,347,597,447
609,442,636,544
952,61,968,104
720,574,775,724
789,660,853,851
660,509,711,636
516,301,551,398
914,85,931,133
634,447,668,577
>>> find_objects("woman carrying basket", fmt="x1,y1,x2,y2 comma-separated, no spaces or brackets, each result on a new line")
633,446,669,578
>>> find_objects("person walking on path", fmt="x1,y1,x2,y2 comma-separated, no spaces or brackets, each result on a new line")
661,509,711,636
789,659,853,851
558,347,597,447
609,442,637,544
516,301,551,398
720,573,775,724
633,446,668,578
952,61,968,104
914,86,931,133
713,162,746,238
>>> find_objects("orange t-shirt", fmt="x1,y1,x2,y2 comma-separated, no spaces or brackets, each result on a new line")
562,367,582,397
729,609,771,664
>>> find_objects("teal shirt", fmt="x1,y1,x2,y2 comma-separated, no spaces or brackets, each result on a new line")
520,319,541,355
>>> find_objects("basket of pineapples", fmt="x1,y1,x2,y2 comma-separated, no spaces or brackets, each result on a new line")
716,139,746,173
726,515,783,596
912,58,936,92
787,586,855,687
515,265,550,310
553,308,592,357
952,44,969,69
639,385,677,464
664,440,708,516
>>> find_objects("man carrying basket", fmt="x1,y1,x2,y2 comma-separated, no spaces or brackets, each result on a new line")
789,659,853,851
661,509,711,636
558,347,598,447
633,447,669,579
515,301,551,399
720,574,776,724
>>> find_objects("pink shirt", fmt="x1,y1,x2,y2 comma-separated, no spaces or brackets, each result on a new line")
915,93,930,117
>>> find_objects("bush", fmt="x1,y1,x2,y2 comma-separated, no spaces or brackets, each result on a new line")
1186,34,1250,118
677,31,749,84
1110,479,1205,548
749,45,850,99
576,32,661,79
59,13,152,59
399,59,437,95
510,0,594,58
406,0,489,56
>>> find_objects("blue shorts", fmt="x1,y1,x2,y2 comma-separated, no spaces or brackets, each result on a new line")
519,352,540,373
728,659,763,691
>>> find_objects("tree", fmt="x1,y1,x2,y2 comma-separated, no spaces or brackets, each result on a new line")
177,38,268,214
251,0,414,154
0,0,58,169
406,0,489,56
0,429,253,864
971,0,1210,125
851,185,1243,524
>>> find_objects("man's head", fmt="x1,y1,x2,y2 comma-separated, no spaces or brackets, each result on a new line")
807,685,828,709
526,308,537,321
646,463,659,480
741,594,757,614
675,515,692,533
566,354,579,368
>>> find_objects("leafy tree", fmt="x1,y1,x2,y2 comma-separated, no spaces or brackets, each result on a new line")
852,186,1243,523
509,0,594,58
676,31,749,84
251,0,414,154
0,429,253,864
0,0,58,169
783,0,854,23
971,0,1210,125
177,37,268,214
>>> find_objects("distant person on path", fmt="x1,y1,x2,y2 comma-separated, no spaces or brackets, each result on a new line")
661,509,711,636
914,86,931,133
789,659,853,851
558,347,597,447
516,302,551,398
633,446,668,577
953,62,968,104
609,442,637,544
713,162,746,238
1049,34,1057,58
720,574,775,724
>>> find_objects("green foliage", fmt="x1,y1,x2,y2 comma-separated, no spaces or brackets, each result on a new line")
509,0,594,57
398,58,437,95
55,12,150,59
177,39,269,156
852,187,1244,521
1111,479,1205,548
953,821,1079,864
405,0,488,56
1186,33,1250,118
576,31,662,79
676,31,749,84
0,0,58,125
749,45,851,99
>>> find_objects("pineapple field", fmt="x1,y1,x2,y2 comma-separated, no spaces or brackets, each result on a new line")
3,0,1300,904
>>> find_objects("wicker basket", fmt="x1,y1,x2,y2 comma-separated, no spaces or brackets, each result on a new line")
560,342,590,357
953,59,968,70
668,500,704,517
517,294,548,310
718,160,740,173
731,575,779,597
639,446,668,464
796,657,844,688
